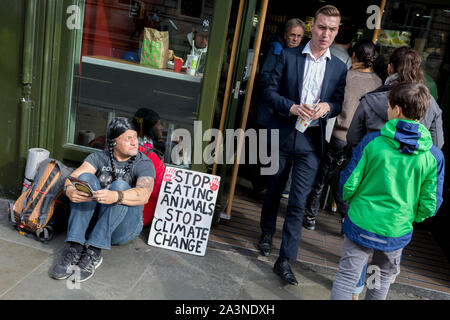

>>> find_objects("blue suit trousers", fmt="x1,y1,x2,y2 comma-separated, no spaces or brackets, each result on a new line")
260,127,321,260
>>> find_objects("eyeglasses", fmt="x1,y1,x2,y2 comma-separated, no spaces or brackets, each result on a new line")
288,34,303,39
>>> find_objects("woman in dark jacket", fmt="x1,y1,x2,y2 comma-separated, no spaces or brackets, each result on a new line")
347,46,444,149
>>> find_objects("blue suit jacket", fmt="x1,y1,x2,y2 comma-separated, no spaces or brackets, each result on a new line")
264,46,347,157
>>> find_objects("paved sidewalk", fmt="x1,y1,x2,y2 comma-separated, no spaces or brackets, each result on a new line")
0,199,439,300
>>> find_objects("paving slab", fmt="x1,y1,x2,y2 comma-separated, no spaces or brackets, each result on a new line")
0,239,50,297
128,245,250,300
1,257,127,300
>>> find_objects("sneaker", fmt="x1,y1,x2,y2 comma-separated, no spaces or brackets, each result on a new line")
49,246,82,280
74,248,103,283
281,191,289,199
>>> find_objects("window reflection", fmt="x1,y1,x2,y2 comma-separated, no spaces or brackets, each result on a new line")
72,0,214,167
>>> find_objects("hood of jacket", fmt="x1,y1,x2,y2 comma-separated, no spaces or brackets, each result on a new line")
362,91,389,122
381,119,433,155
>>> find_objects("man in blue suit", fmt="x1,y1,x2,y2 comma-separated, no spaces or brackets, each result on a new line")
258,5,347,286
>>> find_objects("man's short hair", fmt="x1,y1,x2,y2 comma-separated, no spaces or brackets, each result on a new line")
315,5,341,20
388,82,430,121
284,18,306,34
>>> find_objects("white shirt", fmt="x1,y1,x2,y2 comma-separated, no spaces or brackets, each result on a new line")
301,41,331,105
300,41,331,126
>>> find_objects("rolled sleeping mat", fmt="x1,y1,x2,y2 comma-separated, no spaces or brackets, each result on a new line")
77,130,95,146
22,148,50,193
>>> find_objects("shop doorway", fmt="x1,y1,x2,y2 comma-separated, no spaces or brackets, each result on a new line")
211,0,269,221
214,0,450,228
209,0,450,298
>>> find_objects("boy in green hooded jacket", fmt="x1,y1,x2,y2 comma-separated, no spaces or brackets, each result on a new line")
331,82,445,300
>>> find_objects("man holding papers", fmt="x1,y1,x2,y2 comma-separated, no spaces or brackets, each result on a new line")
257,5,347,286
49,117,155,282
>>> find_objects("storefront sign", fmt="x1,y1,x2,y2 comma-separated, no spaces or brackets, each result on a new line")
148,167,220,256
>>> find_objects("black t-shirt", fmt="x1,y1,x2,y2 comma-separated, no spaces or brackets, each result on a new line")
85,150,156,189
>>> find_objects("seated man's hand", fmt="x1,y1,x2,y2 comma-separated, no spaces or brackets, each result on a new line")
93,189,119,205
66,185,93,203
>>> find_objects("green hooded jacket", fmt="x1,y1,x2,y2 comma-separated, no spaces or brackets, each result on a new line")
339,119,444,251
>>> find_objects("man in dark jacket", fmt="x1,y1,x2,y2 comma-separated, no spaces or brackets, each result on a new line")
249,19,306,194
257,5,347,286
255,18,306,127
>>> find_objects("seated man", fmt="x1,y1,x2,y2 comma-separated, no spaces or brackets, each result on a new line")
49,117,155,282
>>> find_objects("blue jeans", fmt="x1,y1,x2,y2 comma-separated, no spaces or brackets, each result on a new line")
354,263,367,295
66,173,144,250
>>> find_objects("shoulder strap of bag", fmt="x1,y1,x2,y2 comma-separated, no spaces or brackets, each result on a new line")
21,163,60,222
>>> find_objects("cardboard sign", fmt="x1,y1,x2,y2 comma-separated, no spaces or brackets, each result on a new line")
148,167,220,256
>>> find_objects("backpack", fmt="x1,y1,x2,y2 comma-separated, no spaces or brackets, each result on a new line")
8,158,74,243
139,143,165,226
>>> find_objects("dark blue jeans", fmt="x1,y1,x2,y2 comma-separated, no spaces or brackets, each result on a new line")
65,173,144,250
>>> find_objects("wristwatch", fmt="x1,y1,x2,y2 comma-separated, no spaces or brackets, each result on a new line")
116,190,124,205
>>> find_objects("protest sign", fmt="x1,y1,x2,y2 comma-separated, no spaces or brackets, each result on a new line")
148,166,220,256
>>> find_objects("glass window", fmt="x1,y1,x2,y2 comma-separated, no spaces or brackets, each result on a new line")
258,0,449,108
375,1,449,104
71,0,214,167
